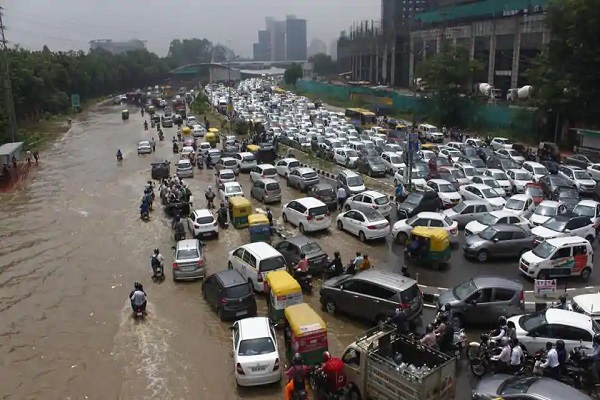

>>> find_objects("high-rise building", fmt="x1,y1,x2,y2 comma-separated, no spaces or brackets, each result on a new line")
329,39,338,60
271,20,287,61
285,15,307,61
89,39,146,54
253,30,272,61
380,0,433,32
308,39,327,57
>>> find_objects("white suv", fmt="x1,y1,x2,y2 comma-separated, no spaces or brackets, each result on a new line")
282,197,331,233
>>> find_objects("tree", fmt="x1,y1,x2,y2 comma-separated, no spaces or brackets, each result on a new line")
283,63,303,86
167,38,213,67
309,53,337,76
417,42,483,127
528,0,600,127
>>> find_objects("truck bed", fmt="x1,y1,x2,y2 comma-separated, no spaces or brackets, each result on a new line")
358,328,456,400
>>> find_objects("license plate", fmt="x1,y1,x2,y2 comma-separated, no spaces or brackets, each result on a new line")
251,366,266,372
316,216,323,220
236,311,247,316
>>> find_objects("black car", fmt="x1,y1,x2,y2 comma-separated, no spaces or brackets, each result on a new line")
541,160,559,174
202,270,257,321
151,159,170,180
552,186,580,210
476,147,495,162
357,157,386,177
564,154,600,169
396,190,442,219
274,235,329,274
359,148,379,158
308,183,337,210
539,174,574,197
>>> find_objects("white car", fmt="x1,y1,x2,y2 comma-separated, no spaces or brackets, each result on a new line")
471,175,505,197
235,152,257,172
454,164,478,182
439,148,462,163
496,148,525,165
336,208,390,242
522,161,549,182
418,150,436,162
573,200,600,234
393,167,429,190
441,167,470,186
391,211,459,244
176,159,194,178
529,200,568,227
464,210,530,236
282,197,331,233
343,190,393,218
137,140,152,154
485,169,513,194
459,184,507,209
587,164,600,181
192,124,206,137
232,317,281,387
380,152,403,174
506,169,533,194
219,181,243,202
490,137,513,151
558,165,596,194
250,164,277,183
275,158,300,177
426,179,461,208
333,147,359,167
531,214,595,244
187,209,218,238
216,168,236,185
181,146,195,158
502,194,535,218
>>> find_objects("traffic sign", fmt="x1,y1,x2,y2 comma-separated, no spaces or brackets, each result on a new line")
534,279,557,296
71,94,80,108
409,132,418,142
408,140,419,153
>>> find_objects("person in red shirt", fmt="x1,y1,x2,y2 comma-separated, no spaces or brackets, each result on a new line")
295,253,309,273
320,351,346,394
284,353,311,400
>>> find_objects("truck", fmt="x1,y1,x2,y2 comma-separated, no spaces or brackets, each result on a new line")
173,98,187,119
342,326,456,400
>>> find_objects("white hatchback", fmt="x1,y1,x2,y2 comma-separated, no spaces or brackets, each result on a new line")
275,158,301,177
336,208,390,242
187,209,218,238
391,211,459,244
232,317,281,387
344,190,393,218
282,197,331,233
219,182,244,202
464,211,530,237
235,152,257,172
529,200,568,227
250,164,278,183
216,168,236,185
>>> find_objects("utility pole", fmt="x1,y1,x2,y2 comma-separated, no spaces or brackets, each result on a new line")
0,7,18,143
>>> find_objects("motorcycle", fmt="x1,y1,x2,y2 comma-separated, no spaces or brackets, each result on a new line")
466,333,495,361
141,209,150,221
197,158,204,170
132,304,145,318
310,368,345,400
217,209,229,228
174,230,186,241
293,268,313,294
173,143,179,153
144,122,148,131
152,264,165,282
117,154,123,162
565,346,597,393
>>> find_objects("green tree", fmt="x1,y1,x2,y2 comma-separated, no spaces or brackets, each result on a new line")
167,38,213,67
283,63,303,86
528,0,600,127
417,42,483,127
309,53,337,76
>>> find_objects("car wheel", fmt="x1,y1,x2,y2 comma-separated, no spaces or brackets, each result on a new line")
337,220,344,231
324,298,337,314
476,250,489,262
282,213,288,223
299,224,305,234
344,204,351,211
359,231,367,242
581,267,592,281
217,307,225,321
227,262,233,270
396,232,408,245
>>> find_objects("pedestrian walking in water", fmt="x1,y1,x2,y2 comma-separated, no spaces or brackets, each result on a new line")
26,150,32,165
33,151,39,164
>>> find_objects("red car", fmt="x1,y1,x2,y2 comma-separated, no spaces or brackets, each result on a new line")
525,182,544,205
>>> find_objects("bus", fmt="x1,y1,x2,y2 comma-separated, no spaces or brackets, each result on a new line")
345,108,376,127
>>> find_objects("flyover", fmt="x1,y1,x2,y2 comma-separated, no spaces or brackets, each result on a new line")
169,60,307,76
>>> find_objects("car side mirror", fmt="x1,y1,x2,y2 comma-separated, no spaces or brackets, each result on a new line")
493,238,499,243
470,300,477,306
171,246,176,250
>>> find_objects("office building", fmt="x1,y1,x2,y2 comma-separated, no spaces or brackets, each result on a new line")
253,30,272,61
89,39,146,54
381,0,433,32
285,16,307,61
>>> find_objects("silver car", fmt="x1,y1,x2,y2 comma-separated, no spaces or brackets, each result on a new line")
463,224,534,262
250,178,282,203
176,159,194,178
138,140,152,154
286,167,319,192
442,200,494,229
172,239,206,281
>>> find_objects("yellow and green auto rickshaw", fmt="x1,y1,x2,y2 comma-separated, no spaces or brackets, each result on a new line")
248,213,271,243
265,271,302,324
404,226,451,269
228,196,252,228
246,144,260,155
420,143,440,154
206,128,219,148
181,126,191,137
121,109,129,120
283,303,328,366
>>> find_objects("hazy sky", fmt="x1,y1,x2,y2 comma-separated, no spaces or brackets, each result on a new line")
3,0,379,56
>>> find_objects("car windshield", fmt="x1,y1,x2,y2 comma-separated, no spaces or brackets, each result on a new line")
450,169,466,179
225,185,242,193
574,170,590,179
389,156,402,164
468,159,484,168
479,226,497,240
347,176,363,186
318,188,335,197
519,311,548,332
499,376,539,395
533,167,548,175
301,242,322,255
441,173,458,183
345,150,358,157
266,182,280,190
176,248,199,260
477,214,499,225
405,193,423,206
481,188,500,198
491,171,507,180
559,189,579,199
542,217,568,232
463,167,476,176
483,179,500,188
368,158,384,166
243,155,255,162
525,186,543,197
226,284,251,298
535,204,557,216
452,279,477,301
221,172,235,180
197,216,214,224
452,202,467,213
238,337,276,356
505,198,525,210
513,172,531,180
574,205,595,217
438,184,455,193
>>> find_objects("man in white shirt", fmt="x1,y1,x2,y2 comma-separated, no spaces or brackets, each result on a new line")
540,341,560,378
491,337,511,373
337,187,347,211
509,338,524,372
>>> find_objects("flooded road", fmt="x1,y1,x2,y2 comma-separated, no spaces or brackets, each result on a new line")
2,106,458,400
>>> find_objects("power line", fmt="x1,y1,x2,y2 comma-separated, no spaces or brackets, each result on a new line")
0,6,18,143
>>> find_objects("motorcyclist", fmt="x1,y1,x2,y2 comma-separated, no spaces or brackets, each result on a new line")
116,149,123,161
140,198,150,219
540,341,560,379
129,282,147,313
284,353,311,400
325,251,344,278
205,186,216,208
217,202,228,226
173,216,185,241
143,120,148,131
206,153,212,169
555,294,569,310
509,338,524,373
491,337,511,373
173,141,179,153
319,351,346,396
151,248,164,279
491,316,509,341
346,252,362,274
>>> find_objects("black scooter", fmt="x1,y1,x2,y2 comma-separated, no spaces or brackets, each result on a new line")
292,268,313,294
152,264,165,282
140,210,150,221
173,143,179,153
217,209,229,228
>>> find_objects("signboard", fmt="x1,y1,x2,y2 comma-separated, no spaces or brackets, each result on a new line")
534,279,557,296
71,94,80,108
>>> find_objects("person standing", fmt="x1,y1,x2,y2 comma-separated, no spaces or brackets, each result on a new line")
26,150,32,165
337,186,347,211
33,151,40,164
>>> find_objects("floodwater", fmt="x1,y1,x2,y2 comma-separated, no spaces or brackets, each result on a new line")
0,106,394,400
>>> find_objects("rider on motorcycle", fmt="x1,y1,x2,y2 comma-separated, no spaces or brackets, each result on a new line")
143,121,148,130
217,202,228,225
151,248,164,279
319,351,346,395
116,149,123,161
540,341,560,379
590,334,600,384
555,294,569,310
284,353,311,400
173,216,185,240
491,337,511,373
205,186,216,208
129,282,147,313
491,316,509,341
325,251,344,278
140,198,150,219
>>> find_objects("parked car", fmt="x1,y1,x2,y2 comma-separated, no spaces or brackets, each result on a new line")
443,200,494,229
558,165,596,194
286,167,319,192
506,169,534,194
437,277,524,326
202,270,256,320
250,164,278,183
459,184,507,210
356,157,386,177
273,235,329,274
282,197,331,233
335,170,366,196
172,239,205,281
426,179,462,208
137,140,152,154
333,147,359,168
539,174,574,197
275,157,300,177
336,208,390,242
502,194,535,218
529,200,568,227
484,169,513,195
380,151,403,174
573,199,600,234
564,153,600,169
495,148,525,165
463,224,534,262
320,270,422,324
524,182,544,205
471,175,505,197
250,178,281,203
522,161,549,182
396,190,442,219
490,137,514,151
551,186,581,211
531,213,595,244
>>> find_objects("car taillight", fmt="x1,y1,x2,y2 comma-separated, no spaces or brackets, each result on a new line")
367,225,377,230
519,290,524,305
198,260,204,267
273,358,280,371
194,224,200,229
220,298,228,304
372,205,378,209
173,262,178,270
236,363,245,375
257,274,263,282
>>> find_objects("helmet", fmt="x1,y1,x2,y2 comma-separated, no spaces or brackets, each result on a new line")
154,248,159,255
207,186,212,191
322,351,331,362
363,254,368,259
356,251,361,257
293,353,303,366
556,340,565,350
134,281,142,290
498,316,507,326
425,324,434,333
334,251,340,258
559,294,567,304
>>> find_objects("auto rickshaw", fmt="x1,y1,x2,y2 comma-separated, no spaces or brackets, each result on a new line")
404,226,451,269
121,109,129,120
182,126,191,137
248,213,271,243
283,303,328,366
420,143,440,154
206,128,219,148
246,144,260,155
265,271,302,324
228,196,252,228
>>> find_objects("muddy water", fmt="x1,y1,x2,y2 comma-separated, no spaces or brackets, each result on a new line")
0,107,383,400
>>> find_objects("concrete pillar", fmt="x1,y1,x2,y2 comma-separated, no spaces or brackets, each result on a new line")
390,44,396,86
409,36,415,86
370,53,374,83
511,30,522,88
470,36,475,60
488,30,497,84
375,44,380,84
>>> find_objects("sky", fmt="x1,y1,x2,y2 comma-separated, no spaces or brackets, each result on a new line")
3,0,379,57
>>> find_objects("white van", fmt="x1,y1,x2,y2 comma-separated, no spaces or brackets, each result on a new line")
570,293,600,324
228,242,287,292
418,123,438,136
519,236,593,281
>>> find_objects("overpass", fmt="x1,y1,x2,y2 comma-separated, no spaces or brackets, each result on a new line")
169,60,307,76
